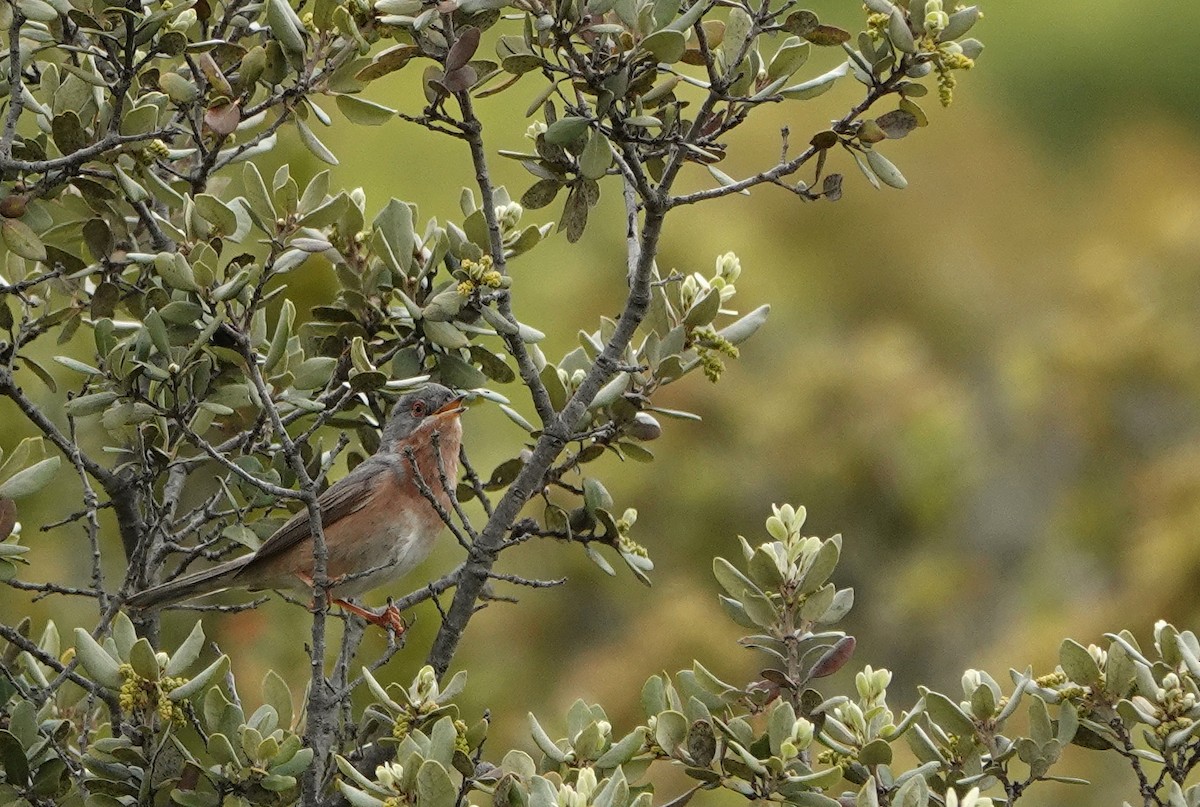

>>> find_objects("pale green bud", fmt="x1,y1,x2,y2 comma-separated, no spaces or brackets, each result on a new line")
790,717,813,748
575,768,598,799
375,762,404,789
835,701,867,736
526,121,548,139
496,201,523,230
415,665,438,701
947,787,993,807
715,251,741,282
168,8,196,30
679,275,699,308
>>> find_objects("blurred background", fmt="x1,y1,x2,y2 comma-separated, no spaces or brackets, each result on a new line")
6,0,1200,802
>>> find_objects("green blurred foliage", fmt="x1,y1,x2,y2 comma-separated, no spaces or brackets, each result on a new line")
4,0,1200,804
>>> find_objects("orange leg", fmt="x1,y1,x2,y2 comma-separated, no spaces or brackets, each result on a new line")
295,573,407,637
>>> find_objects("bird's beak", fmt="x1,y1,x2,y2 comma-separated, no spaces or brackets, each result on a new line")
432,395,467,419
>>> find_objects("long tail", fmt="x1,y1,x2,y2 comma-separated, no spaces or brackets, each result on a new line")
125,556,253,610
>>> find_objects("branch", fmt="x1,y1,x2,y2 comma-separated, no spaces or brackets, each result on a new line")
1,7,26,161
0,622,123,717
229,326,336,805
0,130,178,175
668,66,910,207
425,151,669,676
453,89,556,428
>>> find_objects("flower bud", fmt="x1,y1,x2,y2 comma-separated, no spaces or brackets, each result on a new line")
715,251,741,282
924,10,949,35
496,201,523,230
168,8,196,31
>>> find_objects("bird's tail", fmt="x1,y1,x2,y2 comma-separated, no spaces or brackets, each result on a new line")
125,556,252,610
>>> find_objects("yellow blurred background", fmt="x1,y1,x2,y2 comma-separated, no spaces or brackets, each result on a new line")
6,1,1200,802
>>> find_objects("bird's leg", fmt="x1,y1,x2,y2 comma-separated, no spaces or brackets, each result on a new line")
295,572,406,637
333,598,407,636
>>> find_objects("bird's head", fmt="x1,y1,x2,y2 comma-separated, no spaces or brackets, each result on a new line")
381,384,466,446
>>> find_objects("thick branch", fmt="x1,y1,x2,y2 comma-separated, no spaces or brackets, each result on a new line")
425,192,667,677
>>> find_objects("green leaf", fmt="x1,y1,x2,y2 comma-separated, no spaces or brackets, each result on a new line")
865,149,907,189
922,689,976,740
194,194,238,235
373,198,415,275
423,320,470,349
53,355,101,375
579,129,613,180
337,783,387,807
544,117,589,146
655,710,688,756
892,774,929,807
119,104,160,136
595,726,646,768
782,9,818,36
875,109,919,139
779,63,848,100
130,638,160,680
940,5,980,41
291,356,338,390
154,251,200,291
1,219,46,261
296,118,338,165
263,299,296,373
683,288,720,328
144,308,171,356
168,655,230,701
803,24,850,46
640,29,686,63
1059,639,1102,687
528,713,568,762
712,556,763,600
356,44,422,82
165,621,206,676
798,537,839,595
887,9,915,54
73,628,123,688
243,162,278,223
65,392,119,417
0,730,29,786
335,94,398,125
0,457,60,499
266,0,306,55
858,738,892,766
767,38,810,82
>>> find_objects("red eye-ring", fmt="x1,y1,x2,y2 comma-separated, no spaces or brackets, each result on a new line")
410,400,428,418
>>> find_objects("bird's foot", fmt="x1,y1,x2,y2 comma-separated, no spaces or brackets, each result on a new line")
334,598,407,638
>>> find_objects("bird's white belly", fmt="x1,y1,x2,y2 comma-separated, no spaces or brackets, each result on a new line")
334,510,439,598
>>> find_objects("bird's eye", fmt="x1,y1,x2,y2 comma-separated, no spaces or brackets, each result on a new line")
410,400,428,418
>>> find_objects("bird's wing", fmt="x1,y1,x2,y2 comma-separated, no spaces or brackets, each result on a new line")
235,461,384,573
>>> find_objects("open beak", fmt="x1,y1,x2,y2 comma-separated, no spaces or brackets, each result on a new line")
432,394,467,419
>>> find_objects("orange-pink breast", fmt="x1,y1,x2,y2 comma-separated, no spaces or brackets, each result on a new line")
251,416,462,597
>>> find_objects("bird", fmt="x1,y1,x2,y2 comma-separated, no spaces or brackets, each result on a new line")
126,384,467,632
